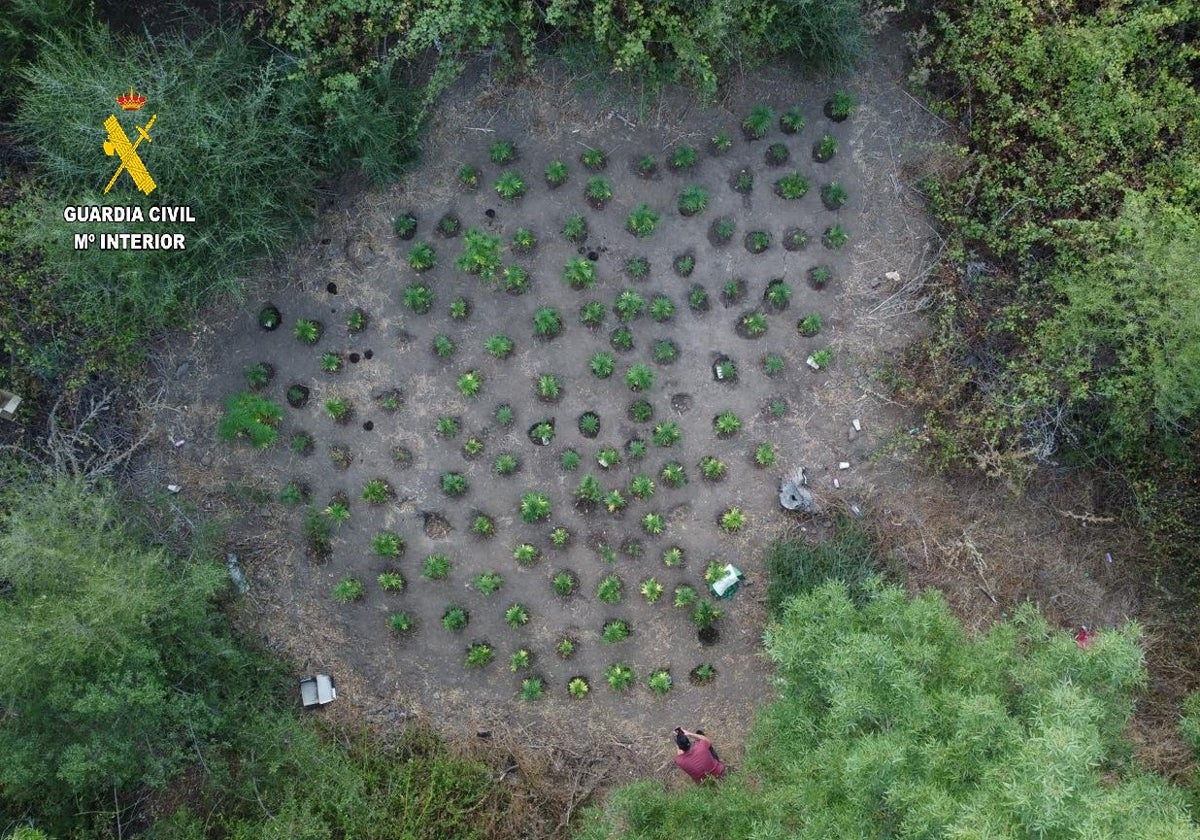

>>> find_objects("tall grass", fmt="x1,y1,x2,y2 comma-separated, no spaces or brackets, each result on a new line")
763,516,877,617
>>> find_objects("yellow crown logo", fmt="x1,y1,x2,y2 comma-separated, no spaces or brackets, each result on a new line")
117,86,147,111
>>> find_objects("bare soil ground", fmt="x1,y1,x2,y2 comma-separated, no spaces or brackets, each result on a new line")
134,28,1160,802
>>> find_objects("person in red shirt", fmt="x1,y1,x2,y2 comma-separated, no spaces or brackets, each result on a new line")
673,728,725,784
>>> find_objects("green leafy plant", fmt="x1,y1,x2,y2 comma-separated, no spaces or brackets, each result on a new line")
293,318,322,344
810,347,834,369
601,620,630,643
775,171,810,199
641,512,665,535
520,677,544,701
244,362,272,390
423,554,452,580
560,448,581,470
465,642,494,668
347,306,369,332
532,307,563,339
626,204,660,237
589,351,615,379
578,412,601,437
652,421,681,447
290,431,313,455
585,175,613,207
388,612,414,634
827,90,856,120
457,370,483,398
629,399,654,423
714,411,743,436
501,265,530,295
432,334,455,358
493,452,519,476
629,474,656,499
455,228,503,279
403,282,434,313
462,436,484,458
320,352,343,373
606,662,636,691
653,339,679,364
441,472,468,497
579,300,607,329
484,334,514,360
377,571,405,593
597,447,622,469
700,455,727,480
596,575,623,604
691,599,723,629
661,462,688,489
821,181,848,209
435,415,460,437
471,513,496,537
604,489,627,513
762,354,786,376
493,170,526,201
711,216,735,245
743,104,773,139
520,492,552,523
580,147,607,170
808,266,832,289
373,531,405,557
438,214,462,237
474,571,504,596
745,230,772,253
626,256,649,279
545,159,568,187
689,285,710,312
218,393,283,448
408,242,436,272
562,214,588,244
765,280,792,310
780,107,805,134
509,648,531,671
673,253,695,277
710,132,733,154
536,373,562,402
332,577,365,604
489,139,518,164
530,420,555,446
362,478,392,504
458,164,480,188
814,134,838,161
720,506,748,533
823,223,848,249
662,546,684,568
670,144,698,170
495,404,515,427
647,669,672,695
552,570,577,596
511,227,537,253
610,326,634,351
733,168,754,193
323,397,352,424
504,603,531,628
625,363,655,392
677,186,709,218
513,542,540,566
674,585,698,608
741,312,769,337
766,142,790,166
797,313,822,336
614,289,646,322
393,213,417,239
278,481,307,505
568,676,591,698
562,257,595,289
574,474,603,505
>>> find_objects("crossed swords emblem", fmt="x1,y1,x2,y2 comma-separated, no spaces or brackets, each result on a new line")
103,113,157,195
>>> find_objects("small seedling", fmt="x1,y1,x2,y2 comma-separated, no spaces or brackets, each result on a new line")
244,362,272,390
568,677,590,698
495,404,515,426
509,648,531,671
755,442,778,467
458,164,480,188
710,132,732,154
408,242,436,272
809,266,833,288
673,253,695,277
578,412,601,437
562,214,588,243
512,227,537,252
745,231,772,253
629,474,655,499
823,223,848,250
688,286,710,311
625,363,655,392
494,170,526,200
536,373,562,402
762,354,786,376
766,142,790,166
691,599,723,629
563,257,595,289
711,217,735,245
513,543,540,566
371,530,404,558
614,289,646,322
530,420,555,446
404,282,434,313
765,280,792,309
471,513,496,537
662,546,684,567
649,295,675,323
585,175,613,207
463,438,483,462
677,185,708,215
780,107,805,134
362,478,392,504
610,326,634,351
797,312,822,336
502,265,530,295
691,663,717,684
278,482,307,505
733,168,754,193
604,489,627,513
641,512,665,536
432,334,455,358
670,145,698,170
438,213,462,237
550,526,571,548
629,399,654,423
827,90,856,120
532,307,563,339
388,612,414,634
814,134,838,162
626,256,649,279
393,213,417,239
520,677,544,701
636,154,657,177
490,139,518,164
775,171,810,200
448,298,469,321
291,431,314,455
560,448,581,471
590,351,615,379
821,181,848,209
741,312,768,337
435,415,460,437
324,398,351,423
579,300,606,329
332,577,365,604
597,575,623,604
810,347,834,369
597,447,622,469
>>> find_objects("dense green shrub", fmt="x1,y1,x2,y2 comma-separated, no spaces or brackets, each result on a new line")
578,578,1193,839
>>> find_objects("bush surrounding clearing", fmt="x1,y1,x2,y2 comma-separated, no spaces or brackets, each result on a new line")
578,578,1199,838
